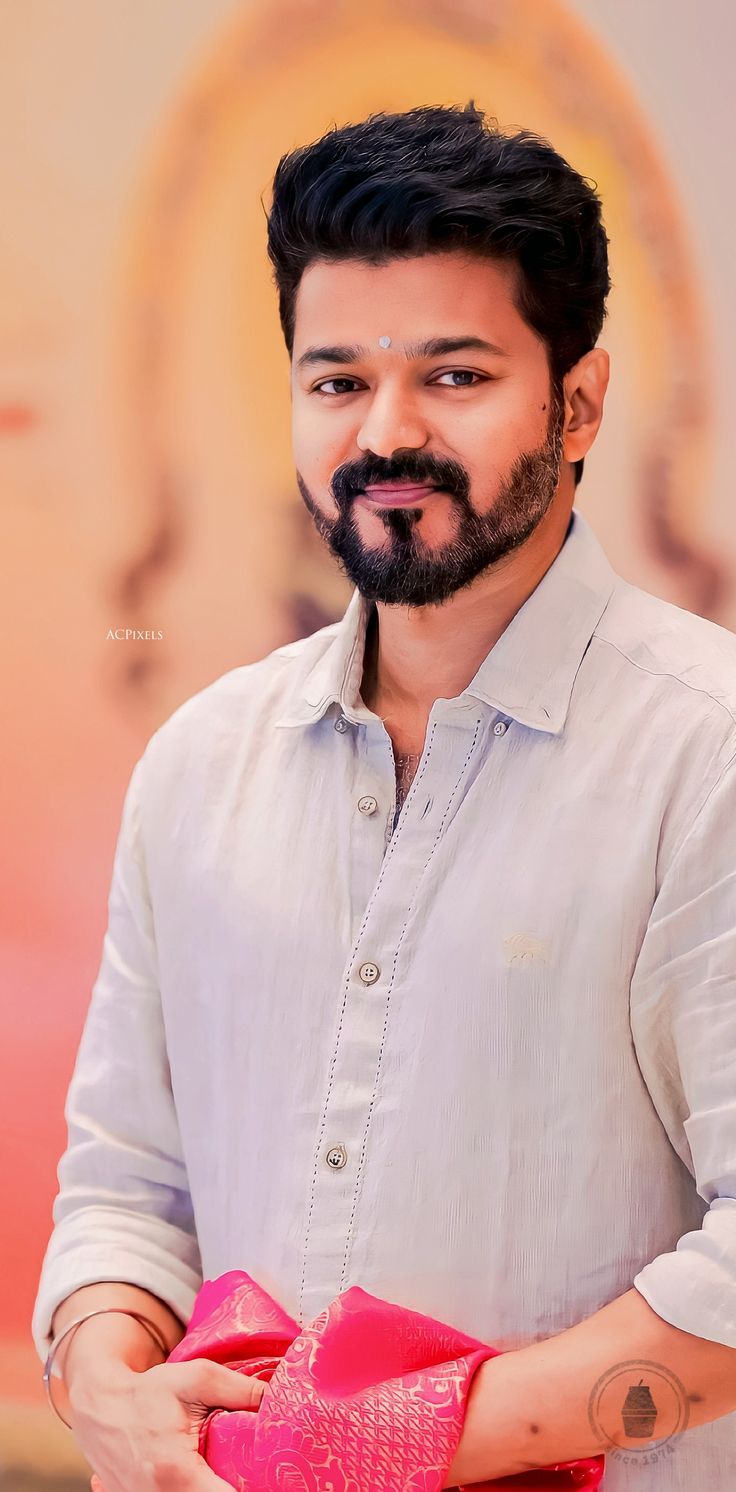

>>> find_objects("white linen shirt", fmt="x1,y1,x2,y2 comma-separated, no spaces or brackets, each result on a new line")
33,509,736,1488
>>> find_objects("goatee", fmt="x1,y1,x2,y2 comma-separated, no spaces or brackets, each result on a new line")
295,388,565,609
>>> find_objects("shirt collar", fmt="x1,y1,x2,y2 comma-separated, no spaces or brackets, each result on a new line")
274,508,619,736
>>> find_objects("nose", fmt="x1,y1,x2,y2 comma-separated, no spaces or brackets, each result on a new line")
356,384,429,457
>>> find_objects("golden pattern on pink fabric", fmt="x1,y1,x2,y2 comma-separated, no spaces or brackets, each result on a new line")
168,1271,606,1491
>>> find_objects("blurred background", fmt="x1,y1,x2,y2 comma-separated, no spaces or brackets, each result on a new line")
1,0,735,1484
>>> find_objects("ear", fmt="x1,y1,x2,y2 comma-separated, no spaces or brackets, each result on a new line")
562,347,610,465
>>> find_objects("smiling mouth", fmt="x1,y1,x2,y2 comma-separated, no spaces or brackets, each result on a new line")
358,484,444,507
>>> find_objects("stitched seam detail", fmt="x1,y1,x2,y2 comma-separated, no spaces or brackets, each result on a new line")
593,635,736,726
338,717,483,1288
296,719,439,1323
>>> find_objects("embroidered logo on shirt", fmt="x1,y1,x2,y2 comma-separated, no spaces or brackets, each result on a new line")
503,933,552,966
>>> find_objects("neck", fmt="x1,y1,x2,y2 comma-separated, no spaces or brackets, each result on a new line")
360,497,573,724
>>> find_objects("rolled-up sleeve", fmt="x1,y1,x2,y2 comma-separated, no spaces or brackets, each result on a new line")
630,747,736,1348
31,750,203,1362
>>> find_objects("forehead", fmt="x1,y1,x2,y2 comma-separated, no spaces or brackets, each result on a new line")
293,251,534,351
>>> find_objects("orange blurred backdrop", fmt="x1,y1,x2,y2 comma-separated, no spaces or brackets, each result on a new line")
1,0,733,1478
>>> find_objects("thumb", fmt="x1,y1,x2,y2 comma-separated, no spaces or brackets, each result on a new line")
192,1358,267,1410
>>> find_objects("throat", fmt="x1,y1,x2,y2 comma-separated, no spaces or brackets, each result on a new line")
361,611,429,757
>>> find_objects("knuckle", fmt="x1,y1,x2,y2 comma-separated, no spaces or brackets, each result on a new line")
178,1356,216,1390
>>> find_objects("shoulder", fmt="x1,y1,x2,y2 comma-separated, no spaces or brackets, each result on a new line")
593,577,736,730
580,576,736,878
138,620,341,778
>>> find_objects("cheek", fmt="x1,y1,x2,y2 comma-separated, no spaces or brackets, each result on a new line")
292,402,348,477
442,391,548,468
290,403,311,463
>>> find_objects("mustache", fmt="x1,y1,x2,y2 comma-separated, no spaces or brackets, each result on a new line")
331,451,470,505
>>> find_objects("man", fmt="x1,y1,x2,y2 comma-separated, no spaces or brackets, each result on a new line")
33,103,736,1490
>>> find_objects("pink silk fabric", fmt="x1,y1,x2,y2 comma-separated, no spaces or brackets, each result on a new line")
168,1271,605,1491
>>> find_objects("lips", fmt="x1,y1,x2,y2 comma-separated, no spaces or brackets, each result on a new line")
360,484,441,507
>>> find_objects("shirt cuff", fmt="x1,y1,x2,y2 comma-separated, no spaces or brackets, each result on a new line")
632,1196,736,1349
31,1206,202,1363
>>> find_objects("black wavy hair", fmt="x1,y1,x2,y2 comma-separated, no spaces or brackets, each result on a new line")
266,101,611,486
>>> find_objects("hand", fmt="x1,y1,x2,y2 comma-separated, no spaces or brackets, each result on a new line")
69,1355,264,1492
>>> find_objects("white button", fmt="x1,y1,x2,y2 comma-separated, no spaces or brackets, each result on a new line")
494,721,508,736
358,796,378,815
325,1143,347,1169
334,716,349,733
358,961,380,985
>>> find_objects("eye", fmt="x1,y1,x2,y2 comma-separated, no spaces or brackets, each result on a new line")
313,377,363,396
431,369,487,388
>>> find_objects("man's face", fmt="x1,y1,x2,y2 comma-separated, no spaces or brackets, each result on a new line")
291,251,567,608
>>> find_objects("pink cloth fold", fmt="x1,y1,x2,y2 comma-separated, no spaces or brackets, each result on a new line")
168,1271,605,1491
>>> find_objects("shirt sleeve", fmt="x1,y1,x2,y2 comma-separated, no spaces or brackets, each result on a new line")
31,749,203,1362
630,746,736,1348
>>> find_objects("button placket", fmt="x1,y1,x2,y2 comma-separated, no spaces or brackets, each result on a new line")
300,713,480,1326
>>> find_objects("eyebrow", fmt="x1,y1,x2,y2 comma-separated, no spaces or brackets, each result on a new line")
295,336,509,369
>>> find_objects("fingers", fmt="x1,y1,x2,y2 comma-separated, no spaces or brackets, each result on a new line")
83,1362,265,1492
192,1462,247,1492
89,1456,239,1492
190,1358,267,1410
90,1463,234,1492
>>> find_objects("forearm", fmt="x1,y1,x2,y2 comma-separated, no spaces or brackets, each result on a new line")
445,1285,736,1486
50,1282,186,1399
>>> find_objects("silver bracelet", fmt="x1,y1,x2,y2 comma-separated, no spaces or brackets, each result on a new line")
43,1307,169,1429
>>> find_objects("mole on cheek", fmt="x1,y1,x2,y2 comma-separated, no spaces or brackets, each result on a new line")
529,1423,540,1434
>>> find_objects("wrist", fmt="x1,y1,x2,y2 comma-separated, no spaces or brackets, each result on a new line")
67,1355,138,1417
61,1312,166,1399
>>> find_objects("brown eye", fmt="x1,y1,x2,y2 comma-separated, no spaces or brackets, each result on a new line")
432,370,485,387
314,378,362,396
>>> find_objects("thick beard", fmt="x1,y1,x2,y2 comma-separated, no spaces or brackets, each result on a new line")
296,391,566,609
